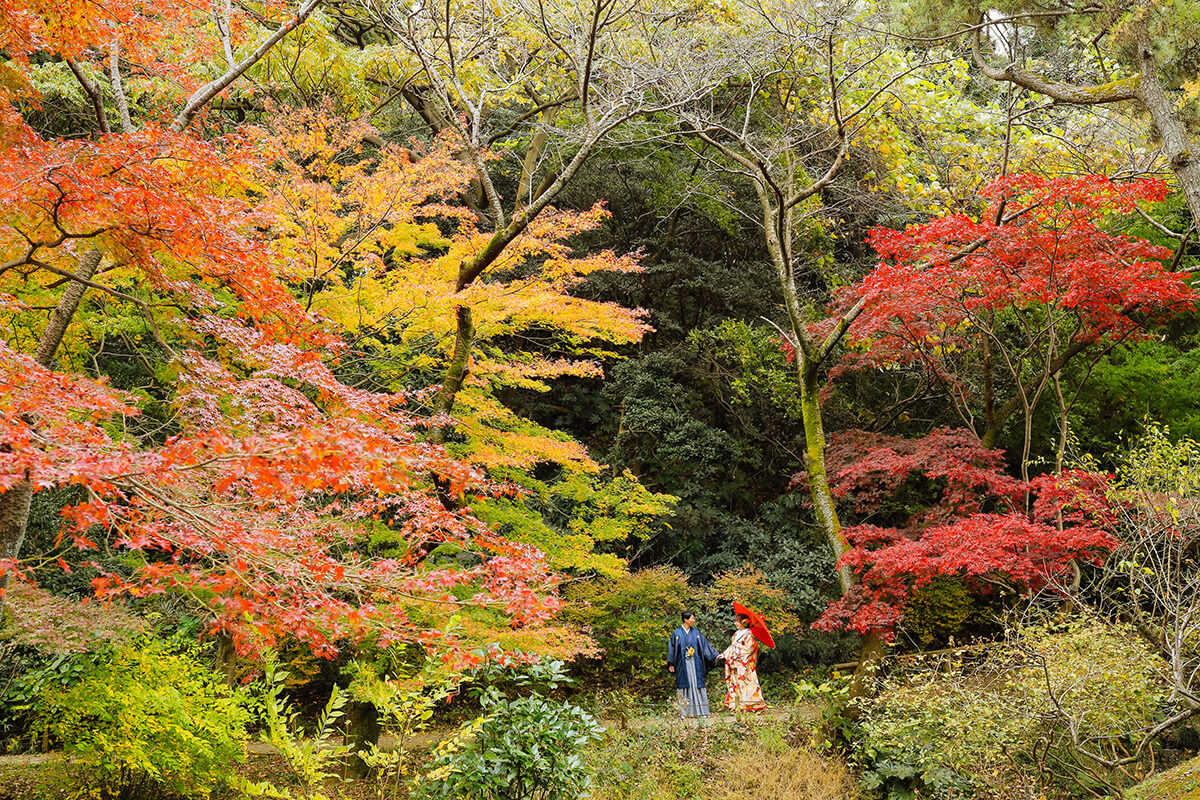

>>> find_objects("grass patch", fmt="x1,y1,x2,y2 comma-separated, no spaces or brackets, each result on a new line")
588,704,853,800
709,722,858,800
1126,755,1200,800
587,717,739,800
0,756,79,800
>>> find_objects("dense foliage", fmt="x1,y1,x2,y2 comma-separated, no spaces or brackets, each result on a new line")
35,639,249,799
2,0,1200,796
858,621,1167,798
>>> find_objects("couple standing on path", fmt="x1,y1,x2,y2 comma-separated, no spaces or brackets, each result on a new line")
666,607,769,719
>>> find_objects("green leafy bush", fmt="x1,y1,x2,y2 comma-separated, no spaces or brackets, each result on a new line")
857,619,1167,799
898,578,975,647
35,638,249,800
560,567,690,689
695,564,800,633
0,583,146,753
0,646,98,753
348,658,459,794
414,662,604,800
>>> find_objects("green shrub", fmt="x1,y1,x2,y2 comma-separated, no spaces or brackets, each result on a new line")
560,567,690,689
242,657,350,800
696,564,801,637
414,662,604,800
1,583,146,753
35,638,249,800
857,619,1168,799
0,646,98,753
898,578,974,647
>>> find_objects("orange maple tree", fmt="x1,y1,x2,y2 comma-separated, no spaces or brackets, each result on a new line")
251,104,648,400
0,0,581,665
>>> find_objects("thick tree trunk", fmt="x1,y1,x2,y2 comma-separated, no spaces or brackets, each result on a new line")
34,249,102,366
797,356,852,594
973,20,1200,228
0,483,35,613
1135,35,1200,227
0,249,103,619
215,632,239,684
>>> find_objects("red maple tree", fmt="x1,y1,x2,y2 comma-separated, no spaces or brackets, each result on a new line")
797,429,1116,638
798,174,1192,638
829,174,1195,450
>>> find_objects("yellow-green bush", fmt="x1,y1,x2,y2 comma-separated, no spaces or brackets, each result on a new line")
899,578,974,646
560,567,691,689
35,638,249,800
696,564,801,636
858,619,1168,799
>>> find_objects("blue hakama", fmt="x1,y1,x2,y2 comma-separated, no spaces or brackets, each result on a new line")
666,625,719,718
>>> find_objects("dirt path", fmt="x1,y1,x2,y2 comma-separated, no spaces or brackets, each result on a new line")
0,752,61,767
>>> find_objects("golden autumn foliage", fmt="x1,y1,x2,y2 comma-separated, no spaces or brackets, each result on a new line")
255,105,648,396
253,104,674,575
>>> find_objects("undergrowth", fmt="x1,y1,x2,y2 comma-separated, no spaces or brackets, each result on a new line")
586,708,857,800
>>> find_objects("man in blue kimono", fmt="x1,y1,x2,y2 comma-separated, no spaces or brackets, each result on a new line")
666,610,720,719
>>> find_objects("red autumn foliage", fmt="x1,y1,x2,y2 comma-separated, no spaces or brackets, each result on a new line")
796,429,1117,638
824,174,1194,408
794,427,1022,524
0,334,562,662
0,0,589,668
792,174,1189,638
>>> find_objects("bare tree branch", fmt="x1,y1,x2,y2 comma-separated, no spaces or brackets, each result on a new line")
65,57,109,135
170,0,323,134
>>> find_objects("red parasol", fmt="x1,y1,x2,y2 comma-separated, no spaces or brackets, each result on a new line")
732,601,775,649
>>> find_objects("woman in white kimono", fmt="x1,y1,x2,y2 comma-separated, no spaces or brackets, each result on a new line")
722,613,767,712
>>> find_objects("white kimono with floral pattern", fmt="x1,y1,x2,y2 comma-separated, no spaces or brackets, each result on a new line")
722,628,766,712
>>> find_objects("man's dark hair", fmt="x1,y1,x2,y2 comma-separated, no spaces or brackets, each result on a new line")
681,610,696,623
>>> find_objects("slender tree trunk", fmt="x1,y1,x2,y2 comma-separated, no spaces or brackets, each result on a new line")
979,339,1090,449
0,249,103,619
796,345,885,710
513,105,560,216
777,234,881,708
428,305,475,444
343,701,380,779
982,329,995,436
